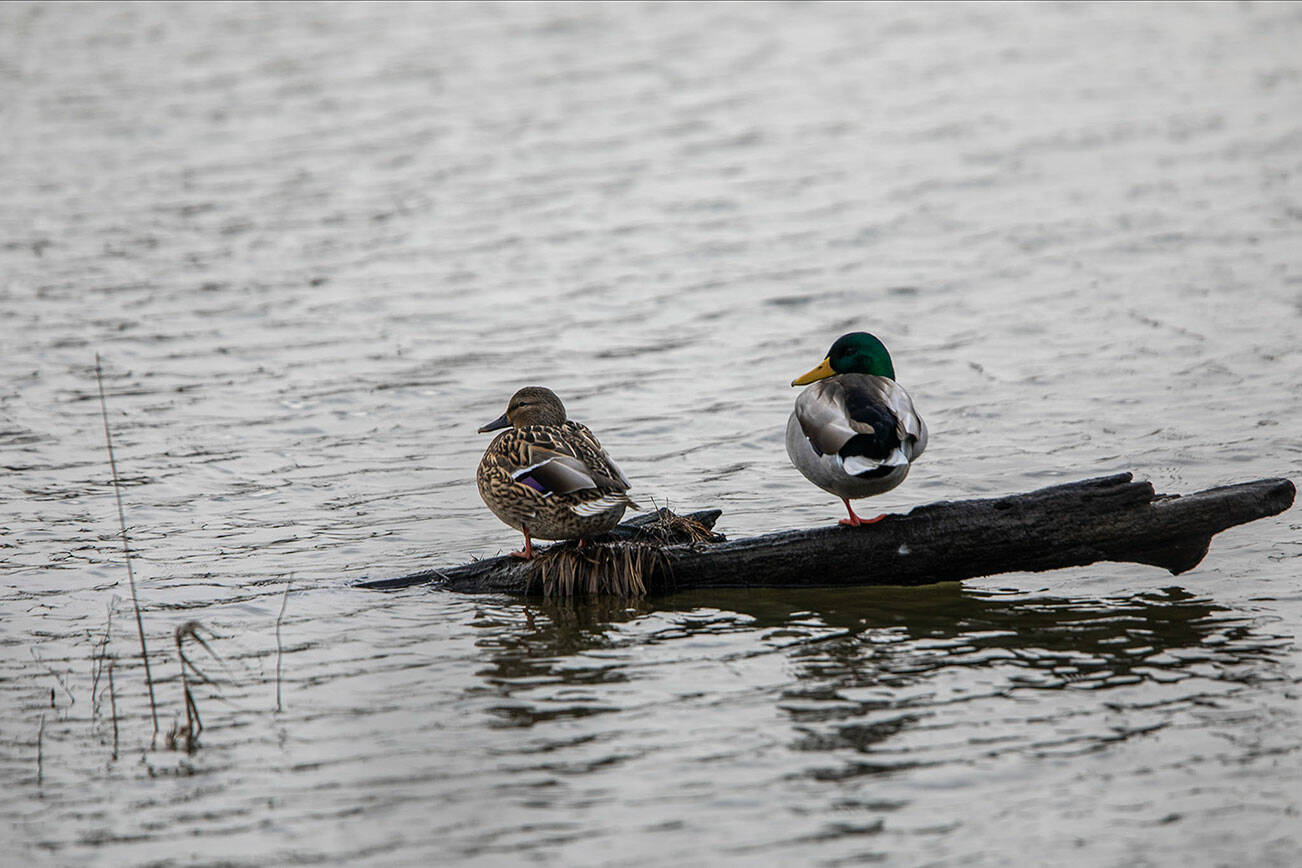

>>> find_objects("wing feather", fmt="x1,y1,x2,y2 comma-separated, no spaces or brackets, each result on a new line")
795,375,927,469
512,448,599,495
794,381,859,456
498,422,632,497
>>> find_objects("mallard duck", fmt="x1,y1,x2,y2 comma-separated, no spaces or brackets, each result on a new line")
477,386,638,558
786,332,927,526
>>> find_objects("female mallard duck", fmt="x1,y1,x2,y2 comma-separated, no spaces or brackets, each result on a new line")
477,386,638,558
786,332,927,526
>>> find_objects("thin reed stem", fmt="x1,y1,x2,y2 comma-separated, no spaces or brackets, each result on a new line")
31,648,77,707
95,353,159,742
90,602,114,720
108,660,119,761
37,715,45,784
275,581,291,712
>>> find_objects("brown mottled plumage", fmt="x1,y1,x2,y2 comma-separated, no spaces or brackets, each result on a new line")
477,387,638,558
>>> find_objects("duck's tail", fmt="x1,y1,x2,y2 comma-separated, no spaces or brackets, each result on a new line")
841,446,910,477
570,492,641,517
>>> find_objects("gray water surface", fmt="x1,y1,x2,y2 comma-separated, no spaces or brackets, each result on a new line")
3,2,1300,865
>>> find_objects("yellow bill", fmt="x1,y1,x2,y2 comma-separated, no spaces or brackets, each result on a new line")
791,357,836,386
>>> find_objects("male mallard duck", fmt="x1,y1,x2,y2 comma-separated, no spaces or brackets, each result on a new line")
786,332,927,526
477,386,638,558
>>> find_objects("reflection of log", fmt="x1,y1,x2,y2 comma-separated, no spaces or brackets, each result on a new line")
358,474,1295,596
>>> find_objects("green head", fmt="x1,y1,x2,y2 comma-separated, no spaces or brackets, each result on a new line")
792,332,896,385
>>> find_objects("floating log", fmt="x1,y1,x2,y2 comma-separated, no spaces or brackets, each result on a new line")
358,474,1295,596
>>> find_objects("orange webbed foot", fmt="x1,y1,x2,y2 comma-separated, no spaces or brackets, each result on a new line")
839,500,885,527
509,528,536,559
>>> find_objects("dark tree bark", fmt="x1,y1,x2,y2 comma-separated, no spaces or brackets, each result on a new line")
357,474,1295,596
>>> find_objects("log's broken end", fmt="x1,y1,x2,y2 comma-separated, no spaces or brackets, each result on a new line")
1252,477,1294,515
1128,535,1212,575
1116,476,1294,576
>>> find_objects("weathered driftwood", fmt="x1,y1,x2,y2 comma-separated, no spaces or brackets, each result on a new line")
358,474,1295,596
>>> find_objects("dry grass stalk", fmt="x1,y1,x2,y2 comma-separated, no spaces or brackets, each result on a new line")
275,581,291,712
37,715,45,784
31,648,76,708
108,660,119,761
95,353,159,741
637,508,720,545
169,621,219,753
89,602,114,720
531,542,666,598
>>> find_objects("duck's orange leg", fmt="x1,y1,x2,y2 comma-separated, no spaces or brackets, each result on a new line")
838,499,885,527
509,526,536,559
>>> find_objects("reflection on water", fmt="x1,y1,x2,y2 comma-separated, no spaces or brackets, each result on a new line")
433,584,1294,861
472,584,1285,750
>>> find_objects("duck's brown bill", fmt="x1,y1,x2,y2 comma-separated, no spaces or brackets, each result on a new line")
477,413,511,433
791,357,835,386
